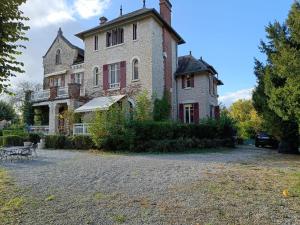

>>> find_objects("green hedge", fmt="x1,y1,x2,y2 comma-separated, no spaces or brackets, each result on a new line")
45,135,94,150
1,135,25,147
2,129,27,137
0,136,3,147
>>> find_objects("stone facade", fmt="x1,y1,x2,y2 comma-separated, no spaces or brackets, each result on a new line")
30,0,222,135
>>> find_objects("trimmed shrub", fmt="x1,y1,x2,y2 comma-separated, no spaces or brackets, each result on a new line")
0,136,3,147
45,135,95,150
2,135,24,147
0,130,3,136
3,129,27,137
28,133,42,144
72,135,94,150
45,135,66,149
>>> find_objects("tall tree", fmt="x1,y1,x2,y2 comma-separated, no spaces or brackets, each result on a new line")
229,99,262,140
0,100,16,121
0,0,29,94
253,1,300,154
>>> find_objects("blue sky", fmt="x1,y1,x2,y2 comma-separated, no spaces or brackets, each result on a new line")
15,0,295,106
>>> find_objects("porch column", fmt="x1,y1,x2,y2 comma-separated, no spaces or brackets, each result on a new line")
49,102,59,134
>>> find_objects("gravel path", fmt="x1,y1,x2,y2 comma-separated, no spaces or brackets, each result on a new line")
0,146,283,225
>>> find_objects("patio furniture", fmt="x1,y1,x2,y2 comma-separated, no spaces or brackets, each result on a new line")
0,144,37,161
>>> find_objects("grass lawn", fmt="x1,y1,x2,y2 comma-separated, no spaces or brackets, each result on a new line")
0,169,24,225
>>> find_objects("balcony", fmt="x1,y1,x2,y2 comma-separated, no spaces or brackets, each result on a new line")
29,125,49,135
31,84,85,103
31,90,50,102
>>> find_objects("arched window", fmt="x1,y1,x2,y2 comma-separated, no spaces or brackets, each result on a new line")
55,49,61,65
93,67,99,86
132,59,139,80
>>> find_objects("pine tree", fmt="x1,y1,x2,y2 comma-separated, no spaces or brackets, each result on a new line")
0,0,29,94
253,1,300,154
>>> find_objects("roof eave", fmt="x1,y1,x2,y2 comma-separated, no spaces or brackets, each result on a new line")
75,9,185,44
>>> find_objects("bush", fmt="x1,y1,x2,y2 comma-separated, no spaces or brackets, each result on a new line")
2,135,24,147
0,130,3,136
28,133,42,144
45,135,66,149
45,135,95,150
2,129,27,137
72,135,94,150
0,136,3,147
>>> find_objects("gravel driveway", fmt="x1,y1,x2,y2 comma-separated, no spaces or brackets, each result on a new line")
1,146,297,225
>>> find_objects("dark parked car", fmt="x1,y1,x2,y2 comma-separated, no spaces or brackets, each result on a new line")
255,133,279,149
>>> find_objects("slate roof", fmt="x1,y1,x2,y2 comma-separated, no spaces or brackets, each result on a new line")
176,55,223,85
75,8,185,44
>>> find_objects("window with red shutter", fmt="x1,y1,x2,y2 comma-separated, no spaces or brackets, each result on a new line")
120,61,126,89
103,65,109,90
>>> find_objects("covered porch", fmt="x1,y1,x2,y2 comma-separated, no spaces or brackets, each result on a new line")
73,95,133,135
31,100,71,135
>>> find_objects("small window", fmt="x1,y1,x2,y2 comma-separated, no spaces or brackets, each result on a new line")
55,49,61,65
94,35,98,51
186,75,191,88
75,73,82,84
184,104,194,124
133,23,137,40
132,59,139,80
93,67,99,86
109,63,120,89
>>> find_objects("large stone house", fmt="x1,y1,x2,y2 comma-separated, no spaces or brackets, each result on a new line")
29,0,223,135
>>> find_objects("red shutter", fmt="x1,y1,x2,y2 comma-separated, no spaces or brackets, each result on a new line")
179,104,184,122
61,76,65,87
182,76,185,89
193,103,199,124
103,64,109,90
70,74,75,83
120,61,126,89
215,106,220,119
191,74,194,88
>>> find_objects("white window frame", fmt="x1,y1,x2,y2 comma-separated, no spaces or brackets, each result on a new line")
75,73,82,84
109,63,120,89
184,104,194,124
132,59,139,81
93,67,99,87
185,75,192,88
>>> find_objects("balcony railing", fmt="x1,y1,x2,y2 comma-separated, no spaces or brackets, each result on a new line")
73,123,90,135
29,125,49,135
57,87,69,98
31,85,85,102
31,90,50,102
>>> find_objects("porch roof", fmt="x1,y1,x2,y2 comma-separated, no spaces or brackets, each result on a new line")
74,95,125,113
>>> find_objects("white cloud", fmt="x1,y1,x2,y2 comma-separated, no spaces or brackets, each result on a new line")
219,88,254,107
21,0,111,28
21,0,75,28
74,0,111,19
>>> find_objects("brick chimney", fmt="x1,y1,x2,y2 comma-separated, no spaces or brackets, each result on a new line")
99,16,108,25
159,0,172,25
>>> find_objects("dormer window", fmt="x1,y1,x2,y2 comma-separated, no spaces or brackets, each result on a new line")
55,49,61,65
182,74,194,89
106,28,124,47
